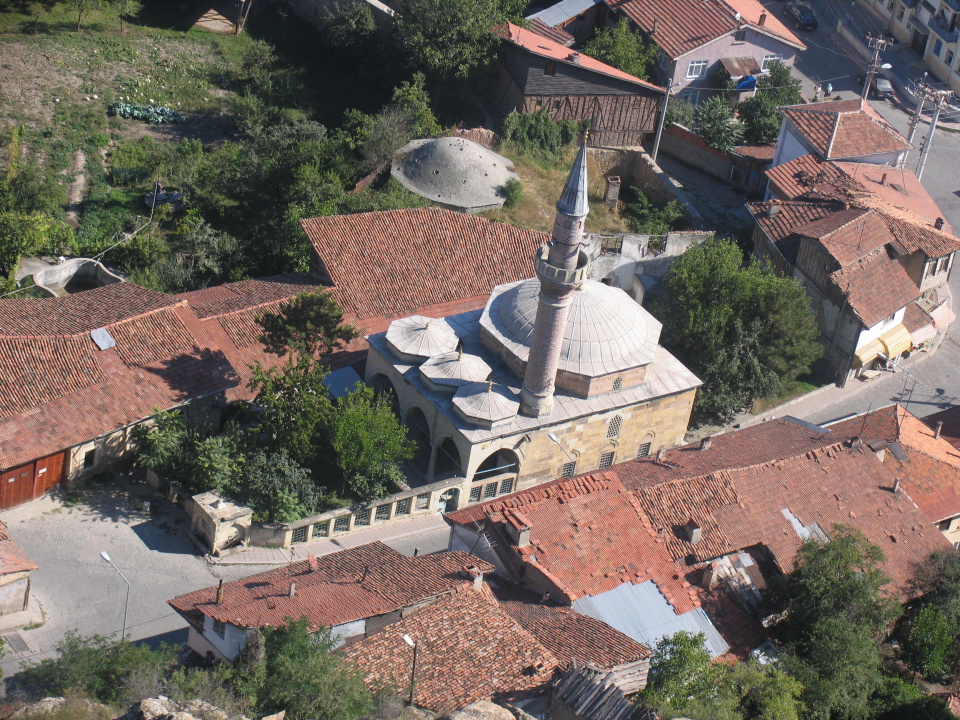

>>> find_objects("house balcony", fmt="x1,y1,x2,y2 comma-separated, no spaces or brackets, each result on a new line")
930,14,959,42
942,0,960,14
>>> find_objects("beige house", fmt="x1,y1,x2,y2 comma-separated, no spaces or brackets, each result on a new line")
365,144,700,509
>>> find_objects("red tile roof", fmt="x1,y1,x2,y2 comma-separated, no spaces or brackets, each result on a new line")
833,161,951,231
766,154,855,201
177,275,319,319
925,406,960,452
526,17,576,46
491,582,652,667
780,100,911,160
609,0,804,60
344,584,559,714
497,23,663,91
302,208,548,322
0,521,36,575
732,143,777,162
794,207,893,266
747,200,839,265
0,285,237,470
168,543,494,630
446,473,702,612
829,246,920,326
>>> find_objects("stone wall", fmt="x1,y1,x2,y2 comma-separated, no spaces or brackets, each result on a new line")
659,124,732,181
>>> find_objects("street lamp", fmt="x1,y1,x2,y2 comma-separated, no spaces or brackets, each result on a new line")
547,433,575,462
402,633,418,707
651,82,682,164
100,551,131,641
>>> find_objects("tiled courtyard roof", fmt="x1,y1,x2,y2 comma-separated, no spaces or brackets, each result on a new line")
780,100,911,160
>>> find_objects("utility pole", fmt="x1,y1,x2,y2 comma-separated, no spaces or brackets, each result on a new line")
651,82,680,164
862,33,890,100
916,89,950,180
906,74,928,146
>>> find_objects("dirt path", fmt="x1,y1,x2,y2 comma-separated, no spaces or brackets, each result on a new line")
64,150,87,228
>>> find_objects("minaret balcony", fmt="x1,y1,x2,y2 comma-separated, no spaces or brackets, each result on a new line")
534,246,590,287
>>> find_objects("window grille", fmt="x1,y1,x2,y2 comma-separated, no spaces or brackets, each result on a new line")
484,482,498,499
470,486,483,503
415,493,430,510
499,477,514,495
599,451,615,469
607,415,623,439
375,505,391,522
612,376,623,392
334,516,350,532
637,442,652,459
561,461,577,478
354,508,371,526
291,526,308,544
314,521,329,537
395,498,412,515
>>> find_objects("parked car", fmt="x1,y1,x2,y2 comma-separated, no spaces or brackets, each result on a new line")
785,2,818,30
857,71,896,99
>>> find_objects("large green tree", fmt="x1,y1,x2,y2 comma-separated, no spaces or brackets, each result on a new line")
256,618,374,720
903,549,960,678
736,62,803,144
0,211,76,293
584,18,658,81
656,238,822,419
256,288,358,359
694,96,743,153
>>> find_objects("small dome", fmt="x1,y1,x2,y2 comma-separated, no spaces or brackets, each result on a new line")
420,351,493,392
453,381,519,428
386,315,458,363
391,138,520,213
480,278,662,378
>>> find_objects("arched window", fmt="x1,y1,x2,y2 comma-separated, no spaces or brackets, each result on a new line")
606,415,623,439
612,376,623,392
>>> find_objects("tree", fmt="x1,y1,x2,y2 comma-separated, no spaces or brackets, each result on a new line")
584,18,658,81
229,449,322,522
256,618,374,720
0,211,76,292
110,0,141,32
256,289,358,359
901,605,953,680
656,238,821,419
640,631,720,712
391,73,442,138
328,384,415,500
736,62,802,144
71,0,103,31
623,191,684,235
694,96,743,153
906,549,960,677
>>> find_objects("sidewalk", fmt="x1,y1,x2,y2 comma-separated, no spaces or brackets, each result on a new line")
208,512,450,565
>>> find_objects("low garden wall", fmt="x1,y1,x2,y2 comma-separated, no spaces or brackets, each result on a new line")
658,124,732,182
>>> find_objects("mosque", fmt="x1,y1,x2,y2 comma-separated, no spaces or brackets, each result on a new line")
365,143,700,506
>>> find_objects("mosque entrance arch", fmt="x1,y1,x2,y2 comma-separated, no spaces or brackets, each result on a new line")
369,374,400,416
473,448,520,483
403,407,432,476
434,438,463,480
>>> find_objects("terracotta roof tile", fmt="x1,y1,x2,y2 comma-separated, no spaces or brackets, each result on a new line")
497,23,663,91
766,154,855,201
177,274,319,319
746,200,839,265
609,0,803,60
731,143,777,161
168,543,494,630
0,521,36,575
829,246,920,326
526,17,576,46
780,100,911,160
344,585,560,714
302,208,548,322
794,207,894,266
925,406,960,452
833,161,951,231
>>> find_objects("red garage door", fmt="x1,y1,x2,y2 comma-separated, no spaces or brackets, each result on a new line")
0,451,68,510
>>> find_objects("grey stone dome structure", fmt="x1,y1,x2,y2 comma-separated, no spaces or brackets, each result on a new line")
386,315,458,363
420,350,493,392
452,381,520,428
479,278,663,396
391,138,520,213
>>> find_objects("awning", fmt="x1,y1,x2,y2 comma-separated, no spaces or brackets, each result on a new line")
910,323,938,345
908,16,929,33
931,302,956,330
854,338,884,367
721,57,762,79
879,323,913,359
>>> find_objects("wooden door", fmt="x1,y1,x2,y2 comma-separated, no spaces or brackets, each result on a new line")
0,462,34,510
33,452,66,498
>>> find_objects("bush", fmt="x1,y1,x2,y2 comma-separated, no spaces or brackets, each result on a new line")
499,111,585,161
501,178,523,208
694,96,742,153
622,190,684,235
665,98,695,128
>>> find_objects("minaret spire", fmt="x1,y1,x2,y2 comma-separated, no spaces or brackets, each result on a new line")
519,140,591,417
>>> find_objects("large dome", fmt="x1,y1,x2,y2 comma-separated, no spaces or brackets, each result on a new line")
391,138,519,213
479,278,662,378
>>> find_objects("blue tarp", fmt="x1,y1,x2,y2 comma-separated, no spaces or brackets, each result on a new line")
736,75,757,91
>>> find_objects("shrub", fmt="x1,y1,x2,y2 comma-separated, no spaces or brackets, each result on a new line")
693,96,742,153
501,177,523,208
665,97,695,128
499,111,584,160
622,189,684,235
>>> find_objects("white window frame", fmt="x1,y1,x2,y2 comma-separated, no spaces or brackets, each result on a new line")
686,59,708,78
680,89,700,105
761,54,783,72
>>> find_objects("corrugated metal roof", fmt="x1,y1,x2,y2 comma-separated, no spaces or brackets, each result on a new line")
527,0,599,27
572,580,729,657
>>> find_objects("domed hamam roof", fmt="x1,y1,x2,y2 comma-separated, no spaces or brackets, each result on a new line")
391,138,519,213
479,278,662,378
420,350,493,392
452,382,519,428
386,315,458,363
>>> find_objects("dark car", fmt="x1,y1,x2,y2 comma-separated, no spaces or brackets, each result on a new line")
785,2,818,30
857,71,896,99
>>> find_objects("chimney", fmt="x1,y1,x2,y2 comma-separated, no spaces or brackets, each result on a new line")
653,17,658,34
308,553,318,572
880,172,887,185
683,519,702,544
463,565,484,590
288,582,297,598
851,437,863,450
936,217,945,230
568,52,581,64
702,563,720,589
215,579,224,605
504,509,533,547
936,420,944,439
893,478,901,495
758,11,767,25
767,204,780,218
700,436,712,451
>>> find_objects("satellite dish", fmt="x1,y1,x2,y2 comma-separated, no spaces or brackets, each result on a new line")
735,11,741,20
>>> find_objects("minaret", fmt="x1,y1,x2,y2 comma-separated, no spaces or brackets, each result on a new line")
520,142,591,417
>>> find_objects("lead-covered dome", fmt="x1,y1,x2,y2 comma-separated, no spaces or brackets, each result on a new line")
479,278,662,382
386,315,458,363
391,138,519,213
420,350,492,392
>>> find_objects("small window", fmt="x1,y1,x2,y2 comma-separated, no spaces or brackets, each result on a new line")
544,61,556,76
291,526,308,543
925,259,937,278
734,28,747,42
484,482,498,499
599,451,615,469
212,618,226,639
415,493,430,510
355,508,371,526
499,477,514,495
761,54,783,72
680,89,700,105
938,255,951,273
375,504,391,522
881,313,897,327
553,100,562,110
606,415,623,439
898,5,905,19
934,39,944,58
470,486,483,503
612,376,623,392
561,461,577,478
334,516,350,532
686,59,708,78
395,498,412,516
939,519,953,531
948,50,955,66
887,0,895,9
83,449,96,469
637,442,652,459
